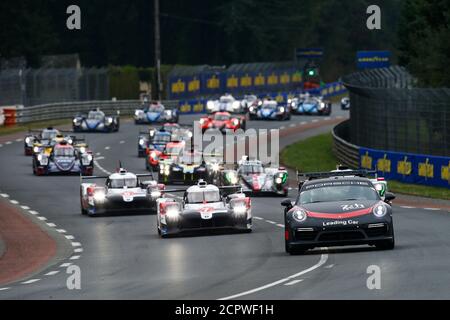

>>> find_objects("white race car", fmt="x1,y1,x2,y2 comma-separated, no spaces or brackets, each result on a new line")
206,94,246,114
80,167,165,216
156,180,252,237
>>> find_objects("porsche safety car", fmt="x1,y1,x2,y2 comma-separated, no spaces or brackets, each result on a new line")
32,141,94,176
156,180,252,237
282,170,396,255
291,96,331,115
80,167,165,216
199,112,246,133
134,101,178,124
72,109,120,133
250,100,291,121
206,94,246,114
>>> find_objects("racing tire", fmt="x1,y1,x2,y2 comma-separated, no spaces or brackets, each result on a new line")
81,207,87,215
375,239,395,250
285,242,308,255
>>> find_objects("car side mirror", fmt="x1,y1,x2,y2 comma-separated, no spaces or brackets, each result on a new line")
281,199,293,209
385,192,396,202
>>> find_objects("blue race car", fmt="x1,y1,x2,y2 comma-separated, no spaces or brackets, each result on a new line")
138,129,172,157
134,101,178,124
72,110,120,133
292,96,331,115
251,100,291,121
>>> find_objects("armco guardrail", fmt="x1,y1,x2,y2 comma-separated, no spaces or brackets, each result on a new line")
332,121,360,169
333,120,450,188
6,100,178,125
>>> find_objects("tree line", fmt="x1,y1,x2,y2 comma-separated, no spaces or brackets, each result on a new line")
0,0,448,86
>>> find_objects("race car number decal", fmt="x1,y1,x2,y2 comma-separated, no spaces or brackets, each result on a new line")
341,203,365,211
122,192,135,202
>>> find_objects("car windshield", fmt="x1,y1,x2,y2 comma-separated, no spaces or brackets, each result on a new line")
245,95,257,102
110,178,138,189
298,185,379,204
187,190,221,203
262,102,277,109
41,131,58,140
54,147,74,157
220,97,233,103
153,134,171,144
88,112,104,120
304,98,318,104
146,105,164,112
214,114,230,121
165,146,184,155
240,165,264,174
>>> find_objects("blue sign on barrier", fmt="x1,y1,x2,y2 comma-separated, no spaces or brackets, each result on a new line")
357,51,391,69
359,147,450,188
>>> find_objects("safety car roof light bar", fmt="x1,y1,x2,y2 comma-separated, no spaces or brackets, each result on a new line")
297,170,377,181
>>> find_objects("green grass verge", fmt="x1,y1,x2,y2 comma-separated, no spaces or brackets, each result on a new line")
0,119,72,136
281,133,450,200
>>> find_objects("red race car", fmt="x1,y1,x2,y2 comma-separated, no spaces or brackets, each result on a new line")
199,112,246,134
146,140,186,172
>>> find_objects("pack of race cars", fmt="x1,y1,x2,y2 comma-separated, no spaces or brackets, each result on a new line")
19,95,395,254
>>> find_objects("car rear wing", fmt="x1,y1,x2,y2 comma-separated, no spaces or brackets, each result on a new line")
297,170,377,182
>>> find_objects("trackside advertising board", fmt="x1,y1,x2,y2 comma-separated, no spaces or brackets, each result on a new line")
357,51,391,69
360,147,450,188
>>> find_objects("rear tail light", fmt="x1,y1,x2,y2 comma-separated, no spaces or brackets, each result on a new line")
285,230,289,240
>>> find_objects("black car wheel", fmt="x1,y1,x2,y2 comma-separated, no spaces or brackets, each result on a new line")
375,238,395,250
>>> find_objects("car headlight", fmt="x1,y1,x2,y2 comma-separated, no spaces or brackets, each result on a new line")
373,204,387,217
233,205,247,215
232,119,239,126
149,130,155,137
287,99,292,104
232,101,240,109
166,207,180,219
94,190,106,202
207,101,214,110
291,102,296,107
249,107,254,112
200,118,206,125
258,101,263,106
226,172,238,185
292,208,307,222
150,151,157,159
25,137,32,144
318,102,325,110
187,131,193,138
135,110,141,117
279,107,285,113
79,147,86,154
106,117,113,125
165,110,172,116
67,139,73,145
151,191,161,198
33,146,40,153
73,119,80,125
212,163,220,172
139,139,145,146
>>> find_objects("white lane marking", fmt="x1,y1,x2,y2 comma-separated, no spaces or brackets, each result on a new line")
21,279,40,285
29,210,39,215
5,141,12,145
16,138,22,142
96,152,102,156
325,264,335,269
336,115,344,119
104,146,110,150
289,124,296,128
284,279,304,286
300,121,307,125
120,141,125,144
20,205,30,210
96,156,105,160
254,217,263,220
60,263,72,268
46,223,56,227
280,126,286,130
400,206,415,209
0,144,3,148
324,117,331,121
74,248,84,253
37,216,47,221
65,235,75,240
70,256,81,260
266,220,276,224
45,271,60,276
0,287,10,291
218,253,328,300
276,224,285,228
0,193,9,198
94,159,112,175
9,200,19,204
312,119,319,123
424,208,441,211
71,242,82,247
56,229,67,233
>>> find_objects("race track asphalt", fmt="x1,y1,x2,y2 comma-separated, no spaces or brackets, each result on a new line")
0,106,449,300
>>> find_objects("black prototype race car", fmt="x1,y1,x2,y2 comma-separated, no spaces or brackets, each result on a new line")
281,170,396,255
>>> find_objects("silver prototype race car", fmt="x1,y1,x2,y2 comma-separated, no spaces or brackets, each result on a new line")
80,167,165,216
156,180,252,237
206,94,246,114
